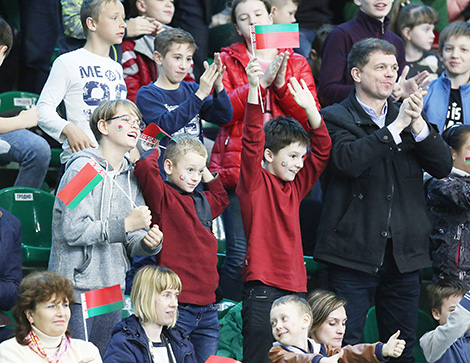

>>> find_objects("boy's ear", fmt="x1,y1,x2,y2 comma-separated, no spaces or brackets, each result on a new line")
97,119,109,136
302,313,311,330
163,159,173,175
309,49,317,62
431,308,441,322
154,51,163,65
136,0,146,14
264,148,274,163
353,0,362,7
86,16,97,33
351,67,361,83
271,6,278,17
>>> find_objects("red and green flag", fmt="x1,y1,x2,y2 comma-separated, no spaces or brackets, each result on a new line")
81,284,124,319
253,23,299,50
57,159,106,210
205,356,241,363
465,157,470,163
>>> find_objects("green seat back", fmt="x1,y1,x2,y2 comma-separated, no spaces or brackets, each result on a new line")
0,91,39,113
0,187,55,267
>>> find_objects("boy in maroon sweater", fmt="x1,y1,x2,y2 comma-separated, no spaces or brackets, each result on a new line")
134,135,229,363
238,59,331,363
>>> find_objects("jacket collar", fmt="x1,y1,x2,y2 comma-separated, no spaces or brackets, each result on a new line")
347,89,398,128
355,9,390,36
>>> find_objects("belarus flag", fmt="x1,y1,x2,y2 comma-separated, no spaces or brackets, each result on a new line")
57,159,106,210
253,23,300,50
81,284,124,319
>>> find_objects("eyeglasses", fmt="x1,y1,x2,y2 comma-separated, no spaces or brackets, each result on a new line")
105,114,146,131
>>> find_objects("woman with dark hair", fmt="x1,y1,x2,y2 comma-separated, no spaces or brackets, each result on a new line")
427,124,470,283
0,270,101,362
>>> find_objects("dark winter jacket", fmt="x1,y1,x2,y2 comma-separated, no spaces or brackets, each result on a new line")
103,314,196,363
427,169,470,282
315,90,452,274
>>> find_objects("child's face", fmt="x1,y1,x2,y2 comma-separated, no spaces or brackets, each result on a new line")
154,288,179,326
234,0,272,44
312,306,347,348
138,0,175,25
451,135,470,173
271,0,297,24
164,151,206,193
93,0,126,45
270,303,310,348
154,43,194,87
406,23,435,52
264,142,307,182
442,35,470,80
101,105,142,152
352,0,393,21
432,294,463,325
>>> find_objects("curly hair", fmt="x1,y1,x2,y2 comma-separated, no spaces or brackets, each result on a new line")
13,271,75,345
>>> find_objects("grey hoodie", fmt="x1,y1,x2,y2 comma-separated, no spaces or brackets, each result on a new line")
49,148,161,301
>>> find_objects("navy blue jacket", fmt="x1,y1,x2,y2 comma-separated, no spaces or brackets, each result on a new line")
103,314,196,363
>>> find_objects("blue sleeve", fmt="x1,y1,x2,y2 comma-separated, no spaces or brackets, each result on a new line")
375,343,386,361
0,209,22,311
136,83,205,134
199,88,233,126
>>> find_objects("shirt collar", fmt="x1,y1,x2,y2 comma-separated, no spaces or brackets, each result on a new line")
356,95,388,128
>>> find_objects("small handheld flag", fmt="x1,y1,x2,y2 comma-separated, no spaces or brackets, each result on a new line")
205,356,241,363
254,23,299,50
57,159,106,210
465,157,470,163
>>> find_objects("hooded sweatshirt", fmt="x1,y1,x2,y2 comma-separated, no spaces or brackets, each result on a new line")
49,148,161,301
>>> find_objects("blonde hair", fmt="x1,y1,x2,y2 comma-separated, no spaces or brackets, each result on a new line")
272,295,313,330
163,134,207,164
131,265,182,326
307,289,346,336
80,0,120,37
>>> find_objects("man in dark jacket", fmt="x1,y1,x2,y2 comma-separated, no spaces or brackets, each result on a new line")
315,38,453,362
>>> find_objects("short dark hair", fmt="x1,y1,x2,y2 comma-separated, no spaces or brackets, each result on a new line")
428,278,469,312
442,124,470,152
154,28,196,57
347,38,397,72
263,116,309,155
311,24,335,57
13,271,75,345
439,21,470,53
80,0,118,38
0,17,13,57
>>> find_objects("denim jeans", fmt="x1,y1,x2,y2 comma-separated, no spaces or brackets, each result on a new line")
218,190,247,301
69,303,122,357
242,282,305,363
327,242,420,363
0,130,51,188
174,303,219,363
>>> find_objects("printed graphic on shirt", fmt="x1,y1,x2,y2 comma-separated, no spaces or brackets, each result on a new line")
445,88,464,130
163,103,201,138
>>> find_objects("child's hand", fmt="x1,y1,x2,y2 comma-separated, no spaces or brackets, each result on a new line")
143,224,163,249
16,106,38,129
319,349,344,362
287,77,316,111
195,61,219,100
62,123,96,153
125,205,152,232
213,52,226,93
246,58,264,87
382,330,406,358
125,16,158,37
259,53,285,89
273,51,289,89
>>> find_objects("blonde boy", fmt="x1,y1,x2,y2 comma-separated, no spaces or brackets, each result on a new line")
271,0,298,24
423,21,470,132
38,0,128,165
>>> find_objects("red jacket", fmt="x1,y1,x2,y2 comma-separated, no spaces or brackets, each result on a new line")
209,42,320,190
237,103,331,292
122,37,194,103
134,149,229,305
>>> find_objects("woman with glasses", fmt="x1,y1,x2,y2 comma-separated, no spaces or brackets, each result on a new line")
48,99,163,356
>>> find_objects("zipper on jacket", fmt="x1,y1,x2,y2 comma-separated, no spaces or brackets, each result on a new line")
456,224,463,268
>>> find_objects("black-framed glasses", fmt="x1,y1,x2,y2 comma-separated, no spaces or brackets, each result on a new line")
105,114,145,131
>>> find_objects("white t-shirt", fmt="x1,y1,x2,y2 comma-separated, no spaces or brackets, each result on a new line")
38,47,127,163
151,341,176,363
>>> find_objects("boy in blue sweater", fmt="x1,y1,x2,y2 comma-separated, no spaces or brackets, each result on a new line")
136,27,233,174
420,279,470,362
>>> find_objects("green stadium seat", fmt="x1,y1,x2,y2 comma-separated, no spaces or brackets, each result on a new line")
0,91,39,114
0,187,55,269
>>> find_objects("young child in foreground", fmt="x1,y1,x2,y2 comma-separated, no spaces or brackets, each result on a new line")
134,135,229,363
420,279,470,363
268,293,406,362
238,58,331,363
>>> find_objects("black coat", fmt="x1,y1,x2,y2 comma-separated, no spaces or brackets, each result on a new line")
314,91,452,274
